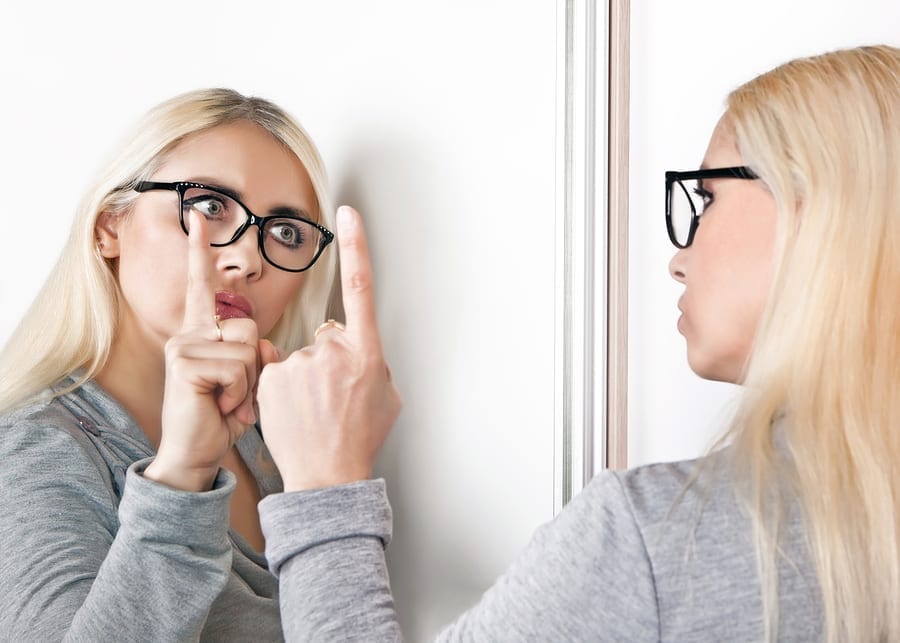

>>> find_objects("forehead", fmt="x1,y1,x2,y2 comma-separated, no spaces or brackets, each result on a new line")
156,120,317,212
702,114,743,167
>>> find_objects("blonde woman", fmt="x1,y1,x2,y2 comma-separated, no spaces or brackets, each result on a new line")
0,89,343,638
255,45,900,641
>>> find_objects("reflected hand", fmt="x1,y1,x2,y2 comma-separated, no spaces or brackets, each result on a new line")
257,206,402,491
145,211,264,491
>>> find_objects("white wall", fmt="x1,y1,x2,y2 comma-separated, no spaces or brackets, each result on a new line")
0,2,559,639
4,0,896,636
628,1,900,467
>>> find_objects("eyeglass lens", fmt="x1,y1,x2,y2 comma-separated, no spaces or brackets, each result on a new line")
181,186,324,271
668,178,710,247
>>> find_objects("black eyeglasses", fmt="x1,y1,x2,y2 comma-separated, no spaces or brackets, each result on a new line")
135,181,334,272
665,166,758,248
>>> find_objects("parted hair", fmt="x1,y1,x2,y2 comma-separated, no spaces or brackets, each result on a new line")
723,45,899,641
0,88,338,414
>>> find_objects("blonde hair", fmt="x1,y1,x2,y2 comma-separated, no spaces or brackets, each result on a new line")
722,45,899,641
0,88,337,413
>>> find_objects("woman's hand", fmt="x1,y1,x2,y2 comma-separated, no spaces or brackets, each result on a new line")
257,206,401,491
144,212,264,491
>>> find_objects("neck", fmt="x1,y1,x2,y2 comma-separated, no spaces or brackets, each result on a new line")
94,314,166,449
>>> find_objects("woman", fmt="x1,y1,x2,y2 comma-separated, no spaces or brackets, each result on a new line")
255,45,900,641
0,89,340,638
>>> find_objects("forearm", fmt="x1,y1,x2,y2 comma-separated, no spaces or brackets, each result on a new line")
1,452,235,641
63,459,235,639
260,479,402,641
259,473,659,641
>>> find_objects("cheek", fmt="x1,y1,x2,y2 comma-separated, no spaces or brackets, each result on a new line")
255,273,308,335
683,281,760,382
116,225,190,333
682,226,772,381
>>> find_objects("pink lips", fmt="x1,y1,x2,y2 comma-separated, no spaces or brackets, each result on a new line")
215,291,253,320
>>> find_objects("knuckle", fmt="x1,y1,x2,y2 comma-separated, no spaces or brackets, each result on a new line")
286,348,312,366
164,337,179,356
347,269,372,293
258,362,277,385
239,343,259,364
232,318,259,341
164,338,189,363
166,355,192,381
225,359,247,382
360,349,385,372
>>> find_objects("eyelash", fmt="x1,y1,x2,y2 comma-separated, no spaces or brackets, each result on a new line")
693,187,714,211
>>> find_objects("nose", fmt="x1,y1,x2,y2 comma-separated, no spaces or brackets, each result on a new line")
669,248,687,283
216,227,263,281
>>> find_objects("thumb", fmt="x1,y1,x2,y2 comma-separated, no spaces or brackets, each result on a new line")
259,339,283,369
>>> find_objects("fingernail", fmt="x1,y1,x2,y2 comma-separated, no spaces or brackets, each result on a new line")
337,206,356,233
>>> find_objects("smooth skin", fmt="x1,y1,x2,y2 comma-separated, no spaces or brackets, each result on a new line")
258,207,401,491
95,121,318,549
149,210,271,489
669,114,777,383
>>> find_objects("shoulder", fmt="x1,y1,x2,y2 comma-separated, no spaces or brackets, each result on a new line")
611,457,704,520
0,387,60,427
574,454,752,570
606,452,741,526
0,390,116,501
1,386,91,450
1,391,81,451
568,457,707,530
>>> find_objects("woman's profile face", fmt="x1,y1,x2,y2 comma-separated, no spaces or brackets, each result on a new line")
669,114,778,384
98,119,318,350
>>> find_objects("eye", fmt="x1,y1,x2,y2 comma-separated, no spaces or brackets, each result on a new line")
692,186,714,213
268,220,307,248
184,195,228,219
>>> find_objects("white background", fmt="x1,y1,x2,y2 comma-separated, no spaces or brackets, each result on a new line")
0,1,897,639
628,1,899,467
0,2,557,638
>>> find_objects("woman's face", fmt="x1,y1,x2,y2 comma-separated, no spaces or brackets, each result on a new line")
98,119,317,352
669,114,778,384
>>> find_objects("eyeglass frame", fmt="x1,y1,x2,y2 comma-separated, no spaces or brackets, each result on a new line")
664,166,758,249
134,180,335,272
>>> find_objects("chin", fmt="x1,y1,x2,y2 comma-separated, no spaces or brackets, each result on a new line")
686,349,739,384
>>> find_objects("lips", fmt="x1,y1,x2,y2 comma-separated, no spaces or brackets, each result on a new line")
215,290,253,320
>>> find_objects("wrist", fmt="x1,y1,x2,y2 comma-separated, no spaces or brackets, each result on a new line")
144,457,219,492
281,466,373,492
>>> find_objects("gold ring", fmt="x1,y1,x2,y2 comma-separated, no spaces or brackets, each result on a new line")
314,318,346,338
213,315,223,342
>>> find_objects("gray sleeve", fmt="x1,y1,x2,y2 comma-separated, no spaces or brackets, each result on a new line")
260,479,400,642
260,473,660,641
0,424,235,641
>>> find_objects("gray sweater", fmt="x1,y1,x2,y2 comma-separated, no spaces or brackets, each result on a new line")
2,377,825,641
0,378,284,641
260,457,825,641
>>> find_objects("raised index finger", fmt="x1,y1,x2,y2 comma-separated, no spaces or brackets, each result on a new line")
336,206,380,346
182,210,218,332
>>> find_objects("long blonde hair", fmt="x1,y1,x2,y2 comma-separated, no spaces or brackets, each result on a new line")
723,45,899,641
0,88,338,413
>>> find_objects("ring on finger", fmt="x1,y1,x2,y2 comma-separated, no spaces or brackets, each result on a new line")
314,318,346,339
214,315,224,342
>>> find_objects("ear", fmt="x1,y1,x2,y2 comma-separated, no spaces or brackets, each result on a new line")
95,211,122,258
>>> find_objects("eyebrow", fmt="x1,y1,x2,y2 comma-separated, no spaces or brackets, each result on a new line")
188,176,314,220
